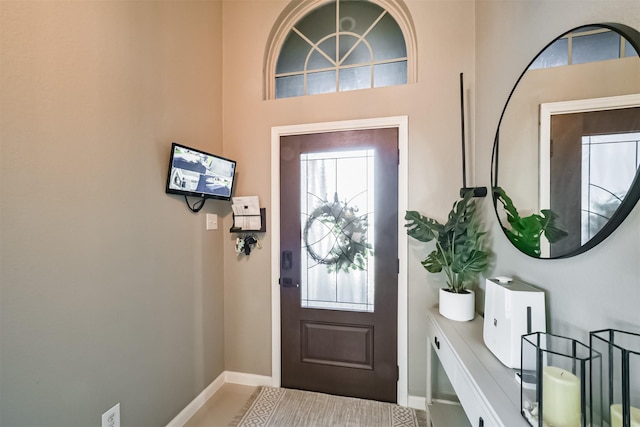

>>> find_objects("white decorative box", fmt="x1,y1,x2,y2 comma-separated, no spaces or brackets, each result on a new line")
483,277,546,369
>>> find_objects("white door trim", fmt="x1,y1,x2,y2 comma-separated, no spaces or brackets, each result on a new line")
270,116,409,406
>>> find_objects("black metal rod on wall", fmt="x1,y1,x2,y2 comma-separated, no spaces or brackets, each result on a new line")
459,72,487,198
460,72,467,189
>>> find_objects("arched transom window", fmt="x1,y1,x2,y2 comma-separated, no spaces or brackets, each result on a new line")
266,0,416,99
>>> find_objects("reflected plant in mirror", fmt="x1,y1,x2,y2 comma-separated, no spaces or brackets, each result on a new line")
492,23,640,258
494,187,568,258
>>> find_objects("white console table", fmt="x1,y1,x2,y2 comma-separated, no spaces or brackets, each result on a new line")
426,307,530,427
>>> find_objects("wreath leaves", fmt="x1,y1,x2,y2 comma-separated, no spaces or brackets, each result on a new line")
303,193,373,273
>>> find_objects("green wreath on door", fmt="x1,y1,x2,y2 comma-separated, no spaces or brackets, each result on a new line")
303,193,373,273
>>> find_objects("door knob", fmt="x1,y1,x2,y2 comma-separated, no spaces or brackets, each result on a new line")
279,277,299,288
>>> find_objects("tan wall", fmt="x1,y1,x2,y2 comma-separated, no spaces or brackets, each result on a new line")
221,0,477,396
223,0,640,400
0,1,225,425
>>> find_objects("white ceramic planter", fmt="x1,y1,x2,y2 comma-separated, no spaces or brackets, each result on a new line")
439,288,475,321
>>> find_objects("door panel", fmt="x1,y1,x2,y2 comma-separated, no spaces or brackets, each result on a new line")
301,321,373,369
280,128,398,402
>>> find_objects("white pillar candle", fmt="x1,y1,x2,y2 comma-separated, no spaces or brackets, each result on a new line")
542,366,581,427
610,404,640,427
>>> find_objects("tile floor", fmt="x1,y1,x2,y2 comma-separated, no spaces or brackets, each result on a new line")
182,383,257,427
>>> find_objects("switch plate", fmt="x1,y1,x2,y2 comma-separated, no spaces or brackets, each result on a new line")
206,214,218,230
101,403,120,427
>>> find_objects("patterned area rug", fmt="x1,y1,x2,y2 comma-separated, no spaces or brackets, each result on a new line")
230,386,427,427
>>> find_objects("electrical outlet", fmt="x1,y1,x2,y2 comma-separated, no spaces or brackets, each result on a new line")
206,213,218,230
102,403,120,427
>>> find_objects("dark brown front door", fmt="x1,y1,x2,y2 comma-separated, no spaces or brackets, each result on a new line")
280,128,399,403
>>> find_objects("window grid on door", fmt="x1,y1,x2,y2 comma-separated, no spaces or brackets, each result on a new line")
300,150,375,312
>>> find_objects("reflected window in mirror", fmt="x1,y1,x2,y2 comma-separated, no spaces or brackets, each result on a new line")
626,39,639,57
530,27,638,70
573,28,621,64
530,39,568,69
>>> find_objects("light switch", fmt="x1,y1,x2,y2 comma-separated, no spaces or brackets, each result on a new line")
206,214,218,230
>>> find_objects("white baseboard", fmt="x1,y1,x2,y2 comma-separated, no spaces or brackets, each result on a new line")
224,371,274,387
165,372,227,427
407,395,426,410
165,371,273,427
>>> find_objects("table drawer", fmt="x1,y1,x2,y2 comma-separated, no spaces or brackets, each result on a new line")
426,315,458,381
454,355,502,427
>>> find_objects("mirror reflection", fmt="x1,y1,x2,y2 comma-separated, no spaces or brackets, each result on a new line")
493,24,640,258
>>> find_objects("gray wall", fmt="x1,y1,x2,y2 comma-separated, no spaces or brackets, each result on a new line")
475,0,640,342
0,2,226,426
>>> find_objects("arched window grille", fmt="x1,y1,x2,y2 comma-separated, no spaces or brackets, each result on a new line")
265,0,417,100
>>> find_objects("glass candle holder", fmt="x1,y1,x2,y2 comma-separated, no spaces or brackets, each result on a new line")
520,332,598,427
590,329,640,427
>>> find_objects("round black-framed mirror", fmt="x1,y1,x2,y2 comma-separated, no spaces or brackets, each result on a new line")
492,23,640,258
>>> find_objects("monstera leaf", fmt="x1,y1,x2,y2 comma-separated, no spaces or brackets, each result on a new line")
405,191,490,293
494,187,568,257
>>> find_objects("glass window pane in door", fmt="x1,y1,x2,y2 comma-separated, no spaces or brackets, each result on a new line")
300,150,375,312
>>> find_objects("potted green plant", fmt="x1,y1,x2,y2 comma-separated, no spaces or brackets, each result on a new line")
405,191,491,321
